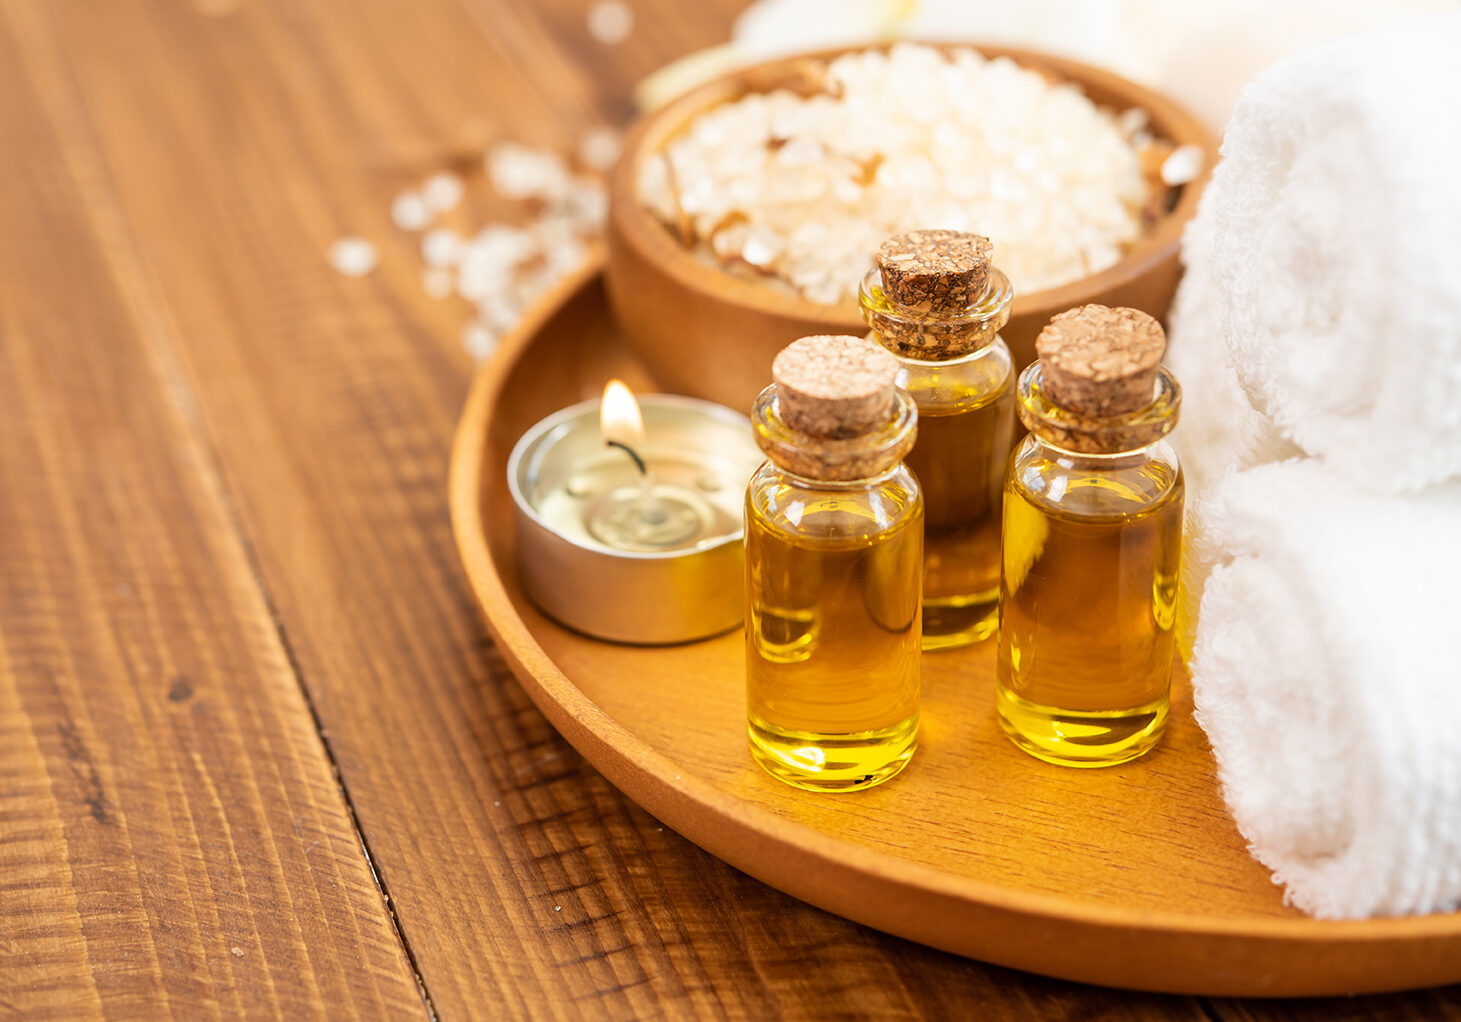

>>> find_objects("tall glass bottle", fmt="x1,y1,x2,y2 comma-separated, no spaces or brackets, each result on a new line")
745,335,924,792
996,305,1184,767
859,231,1016,650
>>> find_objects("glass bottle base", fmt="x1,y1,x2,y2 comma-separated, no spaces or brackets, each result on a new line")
920,591,998,651
748,712,918,792
995,686,1168,768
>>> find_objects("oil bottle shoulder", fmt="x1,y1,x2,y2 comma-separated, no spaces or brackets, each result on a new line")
1008,434,1183,521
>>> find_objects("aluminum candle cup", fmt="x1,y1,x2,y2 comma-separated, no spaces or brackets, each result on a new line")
508,393,764,644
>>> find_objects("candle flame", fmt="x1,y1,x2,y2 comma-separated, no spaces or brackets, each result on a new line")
600,379,645,446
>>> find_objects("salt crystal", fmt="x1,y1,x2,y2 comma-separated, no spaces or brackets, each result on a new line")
562,178,608,231
328,237,376,277
487,142,570,201
741,227,783,268
391,191,433,231
830,177,862,204
578,127,622,172
711,221,750,259
1160,144,1205,187
422,228,463,268
586,1,632,45
462,322,498,360
1117,107,1150,137
421,172,464,214
478,293,524,332
776,136,825,168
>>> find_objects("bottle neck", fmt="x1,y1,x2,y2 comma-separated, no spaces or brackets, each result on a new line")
750,386,918,484
1017,361,1181,456
858,265,1013,361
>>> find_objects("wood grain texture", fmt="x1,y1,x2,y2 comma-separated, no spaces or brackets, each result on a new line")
0,2,423,1018
2,0,1456,1017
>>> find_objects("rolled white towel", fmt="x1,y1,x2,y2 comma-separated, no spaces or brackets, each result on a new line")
1167,189,1299,502
1190,459,1461,918
1182,14,1461,494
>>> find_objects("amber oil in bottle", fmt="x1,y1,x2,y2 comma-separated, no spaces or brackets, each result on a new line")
860,231,1016,650
996,306,1184,767
746,335,924,792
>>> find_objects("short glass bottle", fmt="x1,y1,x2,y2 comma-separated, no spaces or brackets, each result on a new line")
996,357,1184,768
859,255,1016,650
745,385,924,792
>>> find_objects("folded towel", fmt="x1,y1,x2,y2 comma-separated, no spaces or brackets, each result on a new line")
1190,459,1461,918
1168,14,1461,495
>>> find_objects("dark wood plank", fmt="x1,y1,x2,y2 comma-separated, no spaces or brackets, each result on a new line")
0,2,426,1018
1210,988,1461,1022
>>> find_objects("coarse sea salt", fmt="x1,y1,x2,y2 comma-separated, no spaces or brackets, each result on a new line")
421,171,465,214
422,227,463,268
328,237,377,277
586,1,633,45
379,131,618,360
327,129,619,359
391,191,433,231
638,43,1161,302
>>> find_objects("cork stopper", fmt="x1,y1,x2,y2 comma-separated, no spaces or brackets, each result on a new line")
758,335,915,481
772,335,898,439
1035,305,1166,417
862,231,1007,360
876,230,992,312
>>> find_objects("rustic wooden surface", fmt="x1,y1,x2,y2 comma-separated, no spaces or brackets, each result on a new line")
1,0,1456,1018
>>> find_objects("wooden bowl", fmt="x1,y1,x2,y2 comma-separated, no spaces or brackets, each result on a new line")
606,44,1217,413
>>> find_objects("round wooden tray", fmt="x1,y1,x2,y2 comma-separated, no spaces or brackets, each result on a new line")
448,255,1461,997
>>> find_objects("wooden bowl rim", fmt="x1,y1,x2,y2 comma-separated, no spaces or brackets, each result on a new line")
449,256,1461,988
608,40,1218,329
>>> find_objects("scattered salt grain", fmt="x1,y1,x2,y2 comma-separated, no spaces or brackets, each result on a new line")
462,322,498,361
578,127,622,172
421,171,465,214
586,1,633,45
421,228,463,268
487,142,571,202
395,133,610,359
391,191,433,231
328,237,377,277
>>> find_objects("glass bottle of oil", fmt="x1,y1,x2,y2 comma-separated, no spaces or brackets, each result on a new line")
996,305,1183,768
859,230,1015,650
745,334,924,792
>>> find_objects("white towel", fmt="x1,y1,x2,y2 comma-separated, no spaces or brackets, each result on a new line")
1190,459,1461,918
1166,191,1299,503
1168,14,1461,495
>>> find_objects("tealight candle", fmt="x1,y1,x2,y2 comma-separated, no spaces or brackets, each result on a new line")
508,381,763,644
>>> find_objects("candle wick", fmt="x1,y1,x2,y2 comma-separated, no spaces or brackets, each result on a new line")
606,439,648,476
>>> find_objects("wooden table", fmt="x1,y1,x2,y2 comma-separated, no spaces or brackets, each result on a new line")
2,1,1457,1018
